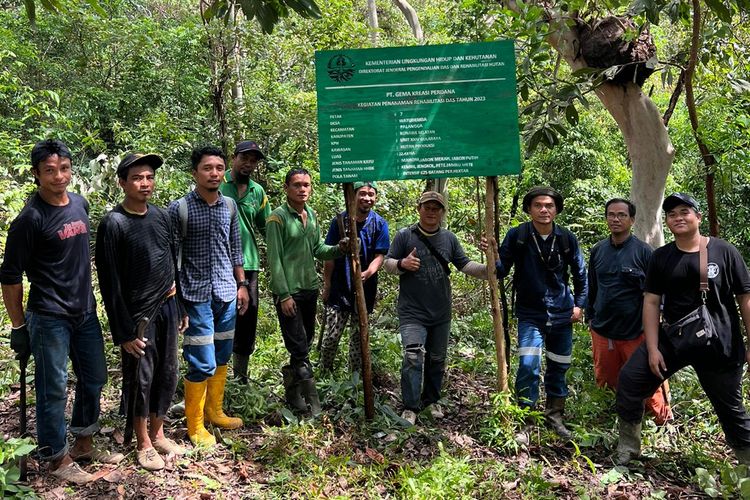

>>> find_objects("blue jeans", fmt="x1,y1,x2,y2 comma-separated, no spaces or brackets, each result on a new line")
183,298,236,382
27,311,107,462
516,320,572,407
400,322,450,411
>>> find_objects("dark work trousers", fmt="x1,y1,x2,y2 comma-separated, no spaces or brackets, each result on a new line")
121,296,180,418
617,338,750,450
274,290,318,375
233,271,259,356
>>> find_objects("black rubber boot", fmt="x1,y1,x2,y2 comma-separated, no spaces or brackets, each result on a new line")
545,396,572,440
299,378,322,417
615,419,642,466
282,365,307,412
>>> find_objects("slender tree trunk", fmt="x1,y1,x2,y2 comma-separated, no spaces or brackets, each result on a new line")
230,4,245,109
546,18,674,247
366,0,379,46
684,0,719,236
392,0,424,43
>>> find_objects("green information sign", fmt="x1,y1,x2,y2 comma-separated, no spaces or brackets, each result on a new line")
315,41,521,183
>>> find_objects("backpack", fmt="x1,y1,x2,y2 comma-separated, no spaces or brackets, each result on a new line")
176,195,237,271
509,222,576,310
513,221,574,268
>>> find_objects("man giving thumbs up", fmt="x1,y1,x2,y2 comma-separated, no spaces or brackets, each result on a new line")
384,191,488,425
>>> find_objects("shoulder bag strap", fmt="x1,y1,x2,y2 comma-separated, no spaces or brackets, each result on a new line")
699,236,708,301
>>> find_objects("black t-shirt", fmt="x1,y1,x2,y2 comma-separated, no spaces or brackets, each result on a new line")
0,192,96,317
95,204,176,345
645,238,750,361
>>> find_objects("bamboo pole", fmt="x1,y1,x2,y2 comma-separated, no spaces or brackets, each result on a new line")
484,177,508,396
343,183,375,420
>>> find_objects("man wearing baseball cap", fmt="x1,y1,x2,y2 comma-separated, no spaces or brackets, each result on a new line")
615,193,750,465
384,191,488,425
495,186,587,443
220,140,271,383
96,153,189,471
320,181,390,375
1,139,121,484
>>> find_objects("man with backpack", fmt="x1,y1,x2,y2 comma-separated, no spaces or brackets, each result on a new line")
168,146,248,447
496,186,587,442
384,191,488,425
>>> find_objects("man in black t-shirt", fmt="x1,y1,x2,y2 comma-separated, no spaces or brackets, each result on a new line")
615,193,750,466
96,153,189,471
0,140,123,485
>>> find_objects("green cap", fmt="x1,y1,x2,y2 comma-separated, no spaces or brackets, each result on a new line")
353,181,378,192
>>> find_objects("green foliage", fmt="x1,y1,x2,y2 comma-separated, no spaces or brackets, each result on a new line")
695,464,750,499
0,437,36,498
399,442,477,499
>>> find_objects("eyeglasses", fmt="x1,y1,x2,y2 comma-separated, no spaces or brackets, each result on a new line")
606,212,631,220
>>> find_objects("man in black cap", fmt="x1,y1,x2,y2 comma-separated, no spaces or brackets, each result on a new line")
96,153,189,471
1,139,121,484
495,186,587,443
384,191,488,425
220,140,271,383
615,193,750,465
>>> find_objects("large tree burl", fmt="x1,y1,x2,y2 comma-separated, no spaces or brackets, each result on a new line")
576,16,657,86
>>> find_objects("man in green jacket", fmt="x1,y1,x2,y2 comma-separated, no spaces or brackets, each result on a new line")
220,140,271,383
266,168,347,414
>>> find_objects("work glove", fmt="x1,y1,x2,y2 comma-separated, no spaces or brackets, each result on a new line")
10,324,31,362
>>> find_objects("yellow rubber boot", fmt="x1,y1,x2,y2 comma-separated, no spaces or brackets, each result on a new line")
205,365,243,429
184,378,216,447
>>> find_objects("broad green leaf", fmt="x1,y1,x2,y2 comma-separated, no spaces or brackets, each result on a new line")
284,0,322,19
705,0,732,23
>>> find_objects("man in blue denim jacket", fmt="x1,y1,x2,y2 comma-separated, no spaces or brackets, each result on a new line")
496,186,587,442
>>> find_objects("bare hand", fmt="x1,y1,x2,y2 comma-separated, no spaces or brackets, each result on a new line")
361,269,373,281
338,237,351,253
401,248,420,272
479,236,490,252
281,297,297,317
570,306,583,323
321,285,330,303
648,348,667,380
179,315,189,334
237,286,250,315
122,338,147,359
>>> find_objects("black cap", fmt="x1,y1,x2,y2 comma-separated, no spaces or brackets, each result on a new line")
522,186,564,214
116,153,163,177
233,140,265,159
662,193,700,212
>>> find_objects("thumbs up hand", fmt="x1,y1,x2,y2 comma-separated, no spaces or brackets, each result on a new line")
401,247,421,272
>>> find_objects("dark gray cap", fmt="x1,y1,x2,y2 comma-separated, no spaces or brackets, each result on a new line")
662,193,700,212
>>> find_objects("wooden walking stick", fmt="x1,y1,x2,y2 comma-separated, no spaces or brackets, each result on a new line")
485,177,509,397
343,183,375,420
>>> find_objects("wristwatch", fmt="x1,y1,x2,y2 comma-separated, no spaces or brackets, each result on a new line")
237,279,250,288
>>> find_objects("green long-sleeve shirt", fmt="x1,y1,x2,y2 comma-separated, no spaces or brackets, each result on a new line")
266,202,341,301
219,172,270,271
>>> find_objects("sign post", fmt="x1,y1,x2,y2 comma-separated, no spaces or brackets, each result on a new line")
315,41,521,419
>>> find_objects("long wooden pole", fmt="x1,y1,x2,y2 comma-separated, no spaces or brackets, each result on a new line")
484,177,508,396
343,183,375,420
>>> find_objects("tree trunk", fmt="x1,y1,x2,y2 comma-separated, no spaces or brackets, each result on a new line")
684,0,719,236
391,0,424,44
366,0,379,46
546,18,674,247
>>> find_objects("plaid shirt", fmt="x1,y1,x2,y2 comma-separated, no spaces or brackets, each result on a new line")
169,190,243,303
